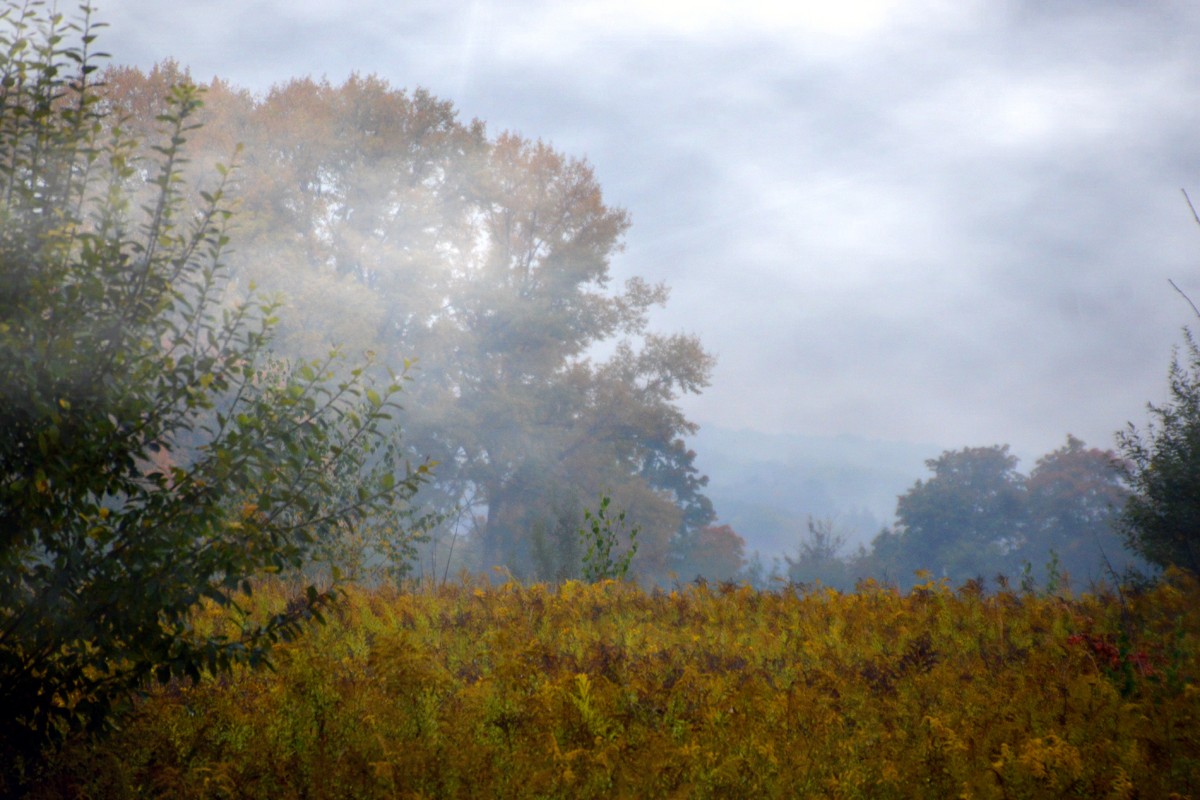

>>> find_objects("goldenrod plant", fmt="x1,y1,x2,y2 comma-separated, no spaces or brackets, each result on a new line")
28,572,1200,799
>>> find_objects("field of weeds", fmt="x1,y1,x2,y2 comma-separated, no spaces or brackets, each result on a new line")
31,573,1200,799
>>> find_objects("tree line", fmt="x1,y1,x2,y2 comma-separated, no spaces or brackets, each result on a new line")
779,338,1200,590
782,437,1139,591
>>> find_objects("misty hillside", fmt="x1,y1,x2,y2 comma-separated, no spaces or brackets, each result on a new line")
690,426,939,558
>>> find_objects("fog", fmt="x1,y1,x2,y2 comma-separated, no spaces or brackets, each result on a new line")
99,0,1200,569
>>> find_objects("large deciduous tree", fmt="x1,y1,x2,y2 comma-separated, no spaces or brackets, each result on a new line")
886,445,1028,584
100,67,717,582
0,6,426,784
1023,435,1132,583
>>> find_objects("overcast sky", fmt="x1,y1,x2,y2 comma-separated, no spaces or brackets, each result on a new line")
101,0,1200,467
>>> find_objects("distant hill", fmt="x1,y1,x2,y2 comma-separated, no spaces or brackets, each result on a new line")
688,426,941,560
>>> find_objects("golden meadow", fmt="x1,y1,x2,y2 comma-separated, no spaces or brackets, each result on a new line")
33,573,1200,799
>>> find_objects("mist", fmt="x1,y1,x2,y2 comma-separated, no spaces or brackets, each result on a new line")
101,0,1200,461
91,1,1200,584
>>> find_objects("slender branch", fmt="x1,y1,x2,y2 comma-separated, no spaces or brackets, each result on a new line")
1168,189,1200,322
1183,188,1200,228
1169,279,1200,321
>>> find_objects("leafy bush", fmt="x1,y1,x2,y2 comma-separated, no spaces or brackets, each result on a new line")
0,3,428,788
579,494,639,581
1118,329,1200,574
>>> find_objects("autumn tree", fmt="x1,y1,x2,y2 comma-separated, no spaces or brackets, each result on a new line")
1023,435,1132,584
675,524,747,582
99,68,717,582
0,7,426,785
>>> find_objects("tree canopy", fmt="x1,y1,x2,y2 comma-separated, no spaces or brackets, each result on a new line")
99,65,717,582
889,445,1027,583
1024,435,1130,583
860,440,1134,589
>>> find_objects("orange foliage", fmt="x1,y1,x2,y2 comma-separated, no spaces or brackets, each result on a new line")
680,524,747,581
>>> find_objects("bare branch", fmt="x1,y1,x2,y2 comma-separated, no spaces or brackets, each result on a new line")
1171,189,1200,321
1170,279,1200,321
1183,188,1200,228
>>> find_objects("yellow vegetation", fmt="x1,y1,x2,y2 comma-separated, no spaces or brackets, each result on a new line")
33,572,1200,798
